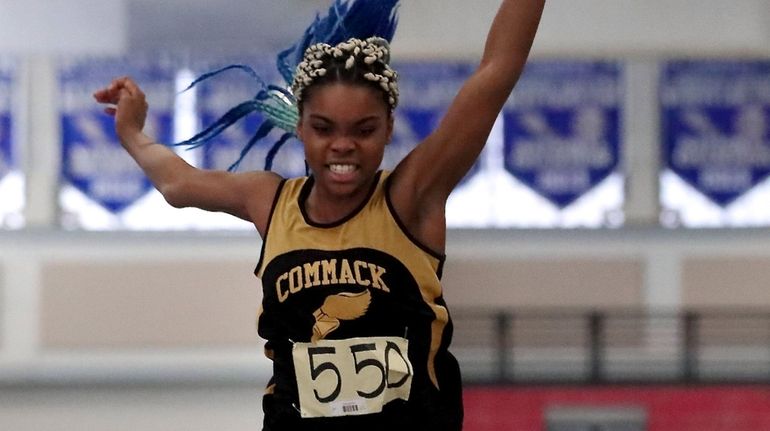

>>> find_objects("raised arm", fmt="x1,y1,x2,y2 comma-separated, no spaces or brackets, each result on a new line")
390,0,545,237
93,77,281,235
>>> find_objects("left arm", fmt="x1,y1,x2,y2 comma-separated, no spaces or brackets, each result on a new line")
390,0,545,246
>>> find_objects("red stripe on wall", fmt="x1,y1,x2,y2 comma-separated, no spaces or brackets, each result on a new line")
463,385,770,431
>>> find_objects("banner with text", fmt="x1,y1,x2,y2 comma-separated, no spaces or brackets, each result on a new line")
502,61,622,208
0,57,14,181
662,60,770,207
60,58,176,213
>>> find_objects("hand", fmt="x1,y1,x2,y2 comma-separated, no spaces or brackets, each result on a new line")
93,76,149,143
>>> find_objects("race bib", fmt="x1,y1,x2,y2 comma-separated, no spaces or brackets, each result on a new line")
292,336,413,418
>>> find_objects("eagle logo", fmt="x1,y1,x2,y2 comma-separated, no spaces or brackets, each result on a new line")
312,290,372,342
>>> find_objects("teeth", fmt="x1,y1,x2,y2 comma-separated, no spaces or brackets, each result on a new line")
329,164,356,174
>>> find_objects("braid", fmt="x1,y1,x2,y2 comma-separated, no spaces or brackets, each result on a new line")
292,37,399,112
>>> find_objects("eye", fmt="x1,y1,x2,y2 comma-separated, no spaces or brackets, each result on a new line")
357,127,376,138
312,124,331,135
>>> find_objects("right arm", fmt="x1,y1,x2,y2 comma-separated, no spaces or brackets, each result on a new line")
93,77,281,235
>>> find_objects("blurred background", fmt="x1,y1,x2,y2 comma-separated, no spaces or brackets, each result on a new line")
1,0,770,430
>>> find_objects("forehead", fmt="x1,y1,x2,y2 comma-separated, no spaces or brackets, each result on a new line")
301,83,389,121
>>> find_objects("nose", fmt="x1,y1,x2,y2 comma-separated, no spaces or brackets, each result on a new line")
330,135,356,152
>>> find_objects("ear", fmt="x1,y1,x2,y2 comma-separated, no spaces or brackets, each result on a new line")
385,114,394,145
295,118,304,141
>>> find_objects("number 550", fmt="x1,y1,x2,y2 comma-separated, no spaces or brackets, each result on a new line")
307,340,411,404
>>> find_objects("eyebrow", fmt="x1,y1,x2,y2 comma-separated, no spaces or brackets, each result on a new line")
308,114,381,125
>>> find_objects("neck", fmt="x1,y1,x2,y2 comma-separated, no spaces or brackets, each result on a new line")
304,173,378,224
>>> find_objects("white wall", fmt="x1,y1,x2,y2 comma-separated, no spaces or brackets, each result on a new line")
0,0,126,55
396,0,770,58
3,0,768,57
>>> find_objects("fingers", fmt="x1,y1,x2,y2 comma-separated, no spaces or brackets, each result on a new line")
93,76,144,105
120,77,143,96
92,87,113,103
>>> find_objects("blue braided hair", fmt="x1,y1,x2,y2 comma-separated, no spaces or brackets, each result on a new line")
174,0,400,172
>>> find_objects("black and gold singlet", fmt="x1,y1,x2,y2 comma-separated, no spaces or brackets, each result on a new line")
255,171,463,431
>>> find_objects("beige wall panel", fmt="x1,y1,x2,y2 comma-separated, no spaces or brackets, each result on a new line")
682,257,770,308
40,261,262,349
442,258,644,308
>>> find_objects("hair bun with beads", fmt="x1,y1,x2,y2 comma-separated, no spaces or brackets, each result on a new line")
292,36,399,111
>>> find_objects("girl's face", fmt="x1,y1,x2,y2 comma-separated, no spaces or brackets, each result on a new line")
297,82,393,200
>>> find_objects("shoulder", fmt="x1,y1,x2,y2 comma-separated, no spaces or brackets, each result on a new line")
385,163,447,254
235,170,287,236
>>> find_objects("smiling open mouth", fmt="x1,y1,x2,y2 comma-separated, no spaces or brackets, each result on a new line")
329,164,357,174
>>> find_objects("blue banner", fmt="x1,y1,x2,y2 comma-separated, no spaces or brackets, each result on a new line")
502,61,622,208
60,58,176,213
194,59,306,177
0,58,14,181
662,60,770,207
389,62,479,179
